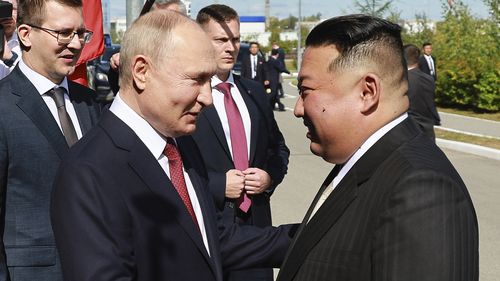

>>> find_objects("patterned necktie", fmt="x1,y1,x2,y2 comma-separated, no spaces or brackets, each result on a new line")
308,164,343,223
215,82,252,213
164,138,199,228
47,87,78,146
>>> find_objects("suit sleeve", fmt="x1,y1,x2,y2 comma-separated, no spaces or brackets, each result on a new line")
372,170,479,281
218,216,299,270
207,171,227,210
51,161,135,281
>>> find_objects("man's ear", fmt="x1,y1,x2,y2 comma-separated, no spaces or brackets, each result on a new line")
359,73,380,115
17,24,32,48
131,55,149,91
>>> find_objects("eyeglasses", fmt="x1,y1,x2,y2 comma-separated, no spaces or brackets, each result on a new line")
27,24,93,44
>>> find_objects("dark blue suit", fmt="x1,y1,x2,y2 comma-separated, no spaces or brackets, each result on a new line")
192,75,290,281
0,66,101,281
51,110,295,281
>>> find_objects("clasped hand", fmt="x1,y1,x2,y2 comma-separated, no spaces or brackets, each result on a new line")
225,168,271,198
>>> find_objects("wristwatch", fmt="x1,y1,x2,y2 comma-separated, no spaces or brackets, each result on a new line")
3,52,18,67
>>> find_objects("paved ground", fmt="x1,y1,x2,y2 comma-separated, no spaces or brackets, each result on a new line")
439,112,500,139
269,81,500,280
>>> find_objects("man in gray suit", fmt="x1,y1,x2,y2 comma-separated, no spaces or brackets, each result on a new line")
277,14,478,281
0,0,100,279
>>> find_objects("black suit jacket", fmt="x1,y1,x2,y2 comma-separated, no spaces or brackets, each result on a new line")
277,118,478,281
0,66,101,281
265,57,289,93
241,54,266,84
418,55,437,79
51,111,294,281
407,68,440,138
192,75,290,227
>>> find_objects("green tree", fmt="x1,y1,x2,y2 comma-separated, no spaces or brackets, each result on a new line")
432,0,499,111
353,0,393,17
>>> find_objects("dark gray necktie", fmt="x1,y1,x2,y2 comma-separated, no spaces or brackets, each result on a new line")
47,87,78,146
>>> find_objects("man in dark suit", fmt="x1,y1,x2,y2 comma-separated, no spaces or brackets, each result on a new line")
265,48,290,111
404,44,440,140
51,10,295,281
194,5,290,281
0,0,101,280
418,42,437,80
277,14,478,281
241,42,266,84
271,43,288,98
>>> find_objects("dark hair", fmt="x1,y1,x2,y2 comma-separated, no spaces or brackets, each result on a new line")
18,0,82,26
249,41,259,48
403,44,420,66
196,4,239,25
422,42,432,47
305,14,407,88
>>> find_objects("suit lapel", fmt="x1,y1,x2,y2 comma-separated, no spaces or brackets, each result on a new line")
278,165,356,281
68,82,93,134
235,77,259,164
101,113,215,275
127,146,212,263
177,137,223,280
12,67,69,158
200,105,232,161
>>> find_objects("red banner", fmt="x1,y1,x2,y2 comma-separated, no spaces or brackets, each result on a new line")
70,0,105,86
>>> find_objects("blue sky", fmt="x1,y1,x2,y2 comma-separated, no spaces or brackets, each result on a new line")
109,0,490,21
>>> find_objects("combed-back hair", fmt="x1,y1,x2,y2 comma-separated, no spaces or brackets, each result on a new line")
306,14,407,89
17,0,82,26
404,44,421,66
196,4,238,25
119,10,191,87
422,42,432,47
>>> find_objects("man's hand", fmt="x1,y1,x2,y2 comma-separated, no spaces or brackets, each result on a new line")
243,168,271,195
109,53,120,70
225,169,245,199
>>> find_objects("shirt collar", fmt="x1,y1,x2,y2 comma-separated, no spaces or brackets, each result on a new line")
332,113,408,187
18,58,69,95
211,72,236,89
109,93,168,160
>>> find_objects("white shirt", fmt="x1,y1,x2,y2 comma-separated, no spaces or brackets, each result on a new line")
211,73,252,159
109,94,211,256
18,58,83,139
0,33,21,79
250,54,258,79
308,113,408,221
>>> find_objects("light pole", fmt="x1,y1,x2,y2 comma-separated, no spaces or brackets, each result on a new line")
297,0,302,70
126,0,142,28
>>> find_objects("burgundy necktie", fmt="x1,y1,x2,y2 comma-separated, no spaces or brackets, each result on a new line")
164,138,199,228
215,82,252,213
